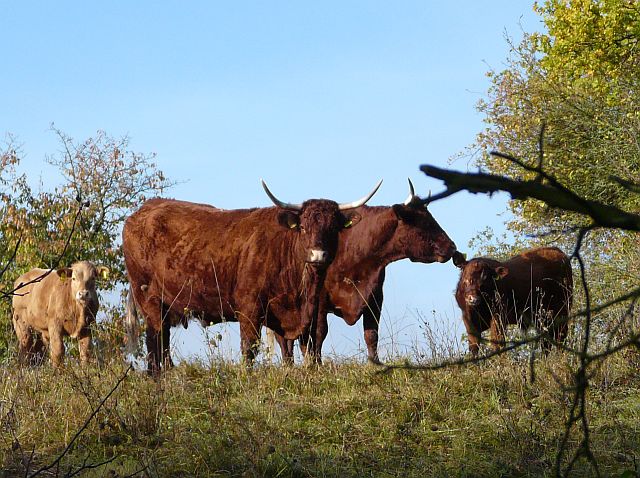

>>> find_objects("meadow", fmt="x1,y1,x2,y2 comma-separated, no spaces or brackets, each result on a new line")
1,342,639,477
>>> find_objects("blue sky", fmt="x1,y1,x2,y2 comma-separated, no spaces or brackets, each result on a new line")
1,2,541,362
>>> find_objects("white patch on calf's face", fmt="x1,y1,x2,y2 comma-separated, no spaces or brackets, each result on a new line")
75,289,90,303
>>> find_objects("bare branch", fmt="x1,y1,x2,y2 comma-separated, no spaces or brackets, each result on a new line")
420,164,640,232
28,364,132,477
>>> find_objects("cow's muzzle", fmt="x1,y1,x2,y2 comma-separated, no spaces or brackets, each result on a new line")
465,295,481,307
76,290,91,303
306,249,329,264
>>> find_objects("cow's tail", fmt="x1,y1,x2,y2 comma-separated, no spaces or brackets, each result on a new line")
124,285,141,356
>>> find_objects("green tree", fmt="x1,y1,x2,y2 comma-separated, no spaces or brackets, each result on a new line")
0,129,173,361
472,0,640,311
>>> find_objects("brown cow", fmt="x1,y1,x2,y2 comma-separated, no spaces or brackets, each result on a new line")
123,180,381,373
12,261,108,367
271,180,457,364
453,246,573,356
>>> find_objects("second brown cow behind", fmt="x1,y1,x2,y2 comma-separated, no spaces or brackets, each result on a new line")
453,246,573,356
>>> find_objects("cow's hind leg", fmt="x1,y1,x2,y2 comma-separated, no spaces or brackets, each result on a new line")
145,311,173,375
13,314,33,364
134,293,174,375
541,312,569,354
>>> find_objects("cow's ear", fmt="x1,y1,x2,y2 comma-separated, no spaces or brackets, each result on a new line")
392,204,414,223
494,266,509,279
97,266,110,280
343,211,362,229
56,268,73,281
277,210,300,230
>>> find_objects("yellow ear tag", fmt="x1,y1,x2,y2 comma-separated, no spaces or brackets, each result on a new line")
289,223,297,229
59,271,67,281
344,220,353,228
100,268,109,280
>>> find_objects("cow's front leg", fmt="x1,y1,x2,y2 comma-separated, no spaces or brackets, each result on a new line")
49,326,65,368
239,316,261,365
77,329,92,365
362,287,384,364
489,317,506,352
463,317,482,357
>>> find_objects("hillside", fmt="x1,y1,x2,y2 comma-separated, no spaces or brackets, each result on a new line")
1,353,638,477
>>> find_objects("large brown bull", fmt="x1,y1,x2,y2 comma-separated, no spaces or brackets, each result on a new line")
12,261,108,367
123,180,381,372
271,180,457,363
453,246,573,356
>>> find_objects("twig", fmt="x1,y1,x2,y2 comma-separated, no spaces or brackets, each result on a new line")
420,164,640,232
1,198,86,300
28,364,133,477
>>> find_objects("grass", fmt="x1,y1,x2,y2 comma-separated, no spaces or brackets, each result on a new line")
1,350,640,477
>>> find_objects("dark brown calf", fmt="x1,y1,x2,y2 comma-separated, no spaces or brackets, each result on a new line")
123,181,381,373
454,247,573,356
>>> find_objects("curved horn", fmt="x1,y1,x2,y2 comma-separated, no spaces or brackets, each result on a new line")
403,178,417,205
261,179,302,211
338,179,383,211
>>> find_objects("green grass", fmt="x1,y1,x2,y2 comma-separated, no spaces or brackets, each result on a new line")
1,352,639,477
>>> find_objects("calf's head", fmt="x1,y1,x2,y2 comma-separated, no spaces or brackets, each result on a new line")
455,256,508,307
391,179,456,263
262,180,382,266
57,261,109,315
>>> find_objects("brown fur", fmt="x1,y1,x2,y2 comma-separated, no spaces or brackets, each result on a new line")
454,247,573,356
272,202,457,363
122,197,360,373
11,261,105,367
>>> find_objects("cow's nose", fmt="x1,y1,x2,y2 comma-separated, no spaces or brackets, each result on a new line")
307,249,328,264
466,295,480,306
76,290,90,302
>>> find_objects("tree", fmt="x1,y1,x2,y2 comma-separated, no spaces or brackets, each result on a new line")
0,128,173,361
471,0,640,312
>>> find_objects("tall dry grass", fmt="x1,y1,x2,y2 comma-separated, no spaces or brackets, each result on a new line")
1,342,639,477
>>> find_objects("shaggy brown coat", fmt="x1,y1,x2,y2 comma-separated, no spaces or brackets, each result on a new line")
454,247,573,356
123,197,361,372
272,201,457,363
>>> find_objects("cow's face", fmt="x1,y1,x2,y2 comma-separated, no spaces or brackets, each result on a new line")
457,259,508,307
392,202,456,263
57,261,108,313
279,200,359,265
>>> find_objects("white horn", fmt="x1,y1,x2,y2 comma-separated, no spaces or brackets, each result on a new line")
338,179,383,211
261,179,302,211
403,178,417,205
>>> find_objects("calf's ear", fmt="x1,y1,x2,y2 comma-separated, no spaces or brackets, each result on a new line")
56,268,73,281
452,251,467,268
277,210,300,230
343,211,362,228
97,266,110,280
494,266,509,279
